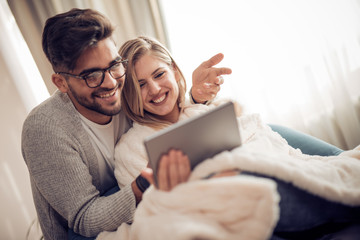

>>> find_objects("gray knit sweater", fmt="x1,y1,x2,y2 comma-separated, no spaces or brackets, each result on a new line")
21,91,135,239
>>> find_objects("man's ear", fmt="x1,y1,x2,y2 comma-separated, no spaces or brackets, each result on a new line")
52,74,69,93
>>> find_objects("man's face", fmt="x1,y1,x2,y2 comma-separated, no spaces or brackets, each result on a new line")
64,38,124,124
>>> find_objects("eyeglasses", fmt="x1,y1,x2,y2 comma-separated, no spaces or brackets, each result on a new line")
56,59,128,88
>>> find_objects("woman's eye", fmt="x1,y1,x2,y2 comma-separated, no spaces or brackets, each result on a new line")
139,81,146,88
154,71,165,79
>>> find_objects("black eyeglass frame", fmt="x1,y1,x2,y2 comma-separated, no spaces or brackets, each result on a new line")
56,59,128,88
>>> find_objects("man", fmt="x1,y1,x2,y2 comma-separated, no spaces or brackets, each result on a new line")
21,8,231,239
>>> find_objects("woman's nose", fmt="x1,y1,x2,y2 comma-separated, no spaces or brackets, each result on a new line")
147,79,160,94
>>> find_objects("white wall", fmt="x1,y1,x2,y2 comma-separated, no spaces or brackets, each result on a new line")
0,54,37,239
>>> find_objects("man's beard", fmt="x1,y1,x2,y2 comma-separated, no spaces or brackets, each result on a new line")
68,82,122,116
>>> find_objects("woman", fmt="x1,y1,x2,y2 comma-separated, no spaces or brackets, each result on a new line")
108,36,360,240
115,36,242,190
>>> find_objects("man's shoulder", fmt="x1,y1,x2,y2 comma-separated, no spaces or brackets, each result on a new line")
26,91,73,119
23,91,78,130
21,91,86,153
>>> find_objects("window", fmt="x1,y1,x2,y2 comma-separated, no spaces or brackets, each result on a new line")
160,0,360,148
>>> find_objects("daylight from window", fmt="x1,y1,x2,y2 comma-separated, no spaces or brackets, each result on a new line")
160,0,360,126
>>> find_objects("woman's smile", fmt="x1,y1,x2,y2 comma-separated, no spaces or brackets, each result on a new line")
151,92,167,104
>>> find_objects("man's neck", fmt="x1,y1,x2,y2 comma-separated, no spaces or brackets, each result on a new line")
80,111,112,125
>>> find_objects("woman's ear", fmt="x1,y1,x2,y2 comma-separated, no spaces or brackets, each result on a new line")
52,74,69,93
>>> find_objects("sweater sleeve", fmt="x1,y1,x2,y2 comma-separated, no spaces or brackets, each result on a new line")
22,113,136,237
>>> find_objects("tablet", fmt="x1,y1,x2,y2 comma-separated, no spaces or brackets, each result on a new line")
144,101,242,185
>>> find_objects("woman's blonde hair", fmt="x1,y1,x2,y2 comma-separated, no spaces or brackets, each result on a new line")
119,36,187,128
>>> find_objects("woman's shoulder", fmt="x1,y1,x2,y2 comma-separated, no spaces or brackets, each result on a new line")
118,122,156,145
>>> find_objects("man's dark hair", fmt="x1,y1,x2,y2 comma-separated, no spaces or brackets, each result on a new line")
42,8,114,72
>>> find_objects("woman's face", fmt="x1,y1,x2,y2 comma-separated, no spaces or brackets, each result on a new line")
134,53,180,123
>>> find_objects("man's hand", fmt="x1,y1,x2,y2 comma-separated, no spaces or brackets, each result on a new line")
191,53,232,103
141,149,191,191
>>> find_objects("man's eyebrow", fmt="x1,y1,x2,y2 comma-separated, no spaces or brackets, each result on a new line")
79,56,122,75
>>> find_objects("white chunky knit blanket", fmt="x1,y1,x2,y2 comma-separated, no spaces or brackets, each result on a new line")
98,102,360,240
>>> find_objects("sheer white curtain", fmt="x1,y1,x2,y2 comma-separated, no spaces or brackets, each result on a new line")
160,0,360,150
0,1,47,239
1,0,48,112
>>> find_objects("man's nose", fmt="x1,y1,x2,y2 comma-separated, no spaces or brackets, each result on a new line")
101,71,118,88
